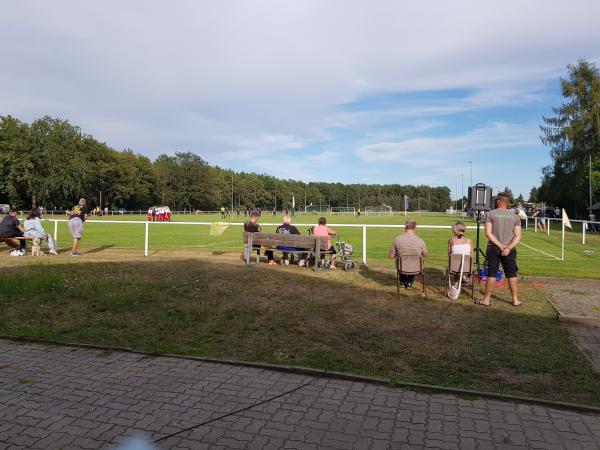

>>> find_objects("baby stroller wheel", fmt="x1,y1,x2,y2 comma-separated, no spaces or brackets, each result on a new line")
344,260,355,271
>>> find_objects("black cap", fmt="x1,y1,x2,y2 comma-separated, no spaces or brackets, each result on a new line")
8,206,17,212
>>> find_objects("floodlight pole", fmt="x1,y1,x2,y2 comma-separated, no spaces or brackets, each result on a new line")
469,161,473,188
461,174,464,211
590,154,593,209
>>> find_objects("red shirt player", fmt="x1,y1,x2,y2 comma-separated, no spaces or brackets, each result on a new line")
166,206,171,222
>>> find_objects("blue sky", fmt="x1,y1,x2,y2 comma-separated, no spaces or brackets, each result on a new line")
2,1,599,200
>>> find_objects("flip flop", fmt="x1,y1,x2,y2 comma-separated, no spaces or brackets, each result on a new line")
474,300,490,307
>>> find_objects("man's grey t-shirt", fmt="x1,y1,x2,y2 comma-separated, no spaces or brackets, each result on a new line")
486,208,521,246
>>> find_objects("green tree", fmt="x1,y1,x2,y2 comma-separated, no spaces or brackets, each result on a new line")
538,59,600,216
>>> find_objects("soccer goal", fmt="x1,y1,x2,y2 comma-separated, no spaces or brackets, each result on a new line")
364,205,393,216
304,204,331,214
330,207,356,215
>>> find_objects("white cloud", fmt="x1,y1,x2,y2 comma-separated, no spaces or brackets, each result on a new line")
354,123,538,163
0,0,598,195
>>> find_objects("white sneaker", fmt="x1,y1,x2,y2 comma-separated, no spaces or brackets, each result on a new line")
284,259,289,266
49,249,58,255
298,259,305,267
10,249,25,256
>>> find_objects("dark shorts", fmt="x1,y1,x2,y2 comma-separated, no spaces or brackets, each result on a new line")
486,245,518,278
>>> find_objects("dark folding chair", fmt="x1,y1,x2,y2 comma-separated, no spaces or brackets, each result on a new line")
445,253,474,301
396,255,426,299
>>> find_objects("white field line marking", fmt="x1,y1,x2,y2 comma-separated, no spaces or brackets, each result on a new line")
519,241,561,260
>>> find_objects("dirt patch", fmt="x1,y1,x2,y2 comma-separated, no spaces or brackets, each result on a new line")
484,369,554,384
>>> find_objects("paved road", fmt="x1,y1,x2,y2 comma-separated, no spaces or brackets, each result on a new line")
1,340,599,450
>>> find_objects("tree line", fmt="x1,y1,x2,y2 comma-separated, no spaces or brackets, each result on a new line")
0,115,452,212
534,59,600,217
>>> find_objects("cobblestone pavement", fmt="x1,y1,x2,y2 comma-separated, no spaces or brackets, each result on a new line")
538,278,600,372
540,279,600,322
1,340,600,450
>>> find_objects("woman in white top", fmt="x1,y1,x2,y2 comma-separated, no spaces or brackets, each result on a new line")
448,222,472,287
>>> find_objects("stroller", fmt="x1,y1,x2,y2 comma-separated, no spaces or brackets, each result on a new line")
333,236,356,271
307,227,356,271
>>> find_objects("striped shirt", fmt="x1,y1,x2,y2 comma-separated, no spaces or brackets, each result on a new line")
389,232,427,257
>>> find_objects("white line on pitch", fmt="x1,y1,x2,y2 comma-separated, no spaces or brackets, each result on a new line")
519,242,561,260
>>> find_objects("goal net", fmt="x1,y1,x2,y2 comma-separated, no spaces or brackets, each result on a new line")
365,205,393,216
304,204,331,214
330,207,356,215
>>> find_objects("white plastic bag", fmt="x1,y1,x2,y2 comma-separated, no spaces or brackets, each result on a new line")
447,254,465,300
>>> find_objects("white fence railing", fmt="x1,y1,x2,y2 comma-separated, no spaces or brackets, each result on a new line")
41,219,484,265
526,217,600,244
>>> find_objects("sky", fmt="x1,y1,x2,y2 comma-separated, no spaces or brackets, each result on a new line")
1,1,600,200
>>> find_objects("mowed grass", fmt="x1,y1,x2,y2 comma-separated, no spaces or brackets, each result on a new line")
37,212,600,279
0,253,599,406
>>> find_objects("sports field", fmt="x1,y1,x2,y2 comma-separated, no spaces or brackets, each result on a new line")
36,212,600,279
2,212,600,405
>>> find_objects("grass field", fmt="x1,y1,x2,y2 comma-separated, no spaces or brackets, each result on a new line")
32,212,600,279
1,252,599,406
2,212,600,405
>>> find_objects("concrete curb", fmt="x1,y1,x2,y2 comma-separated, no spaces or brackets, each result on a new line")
2,335,599,415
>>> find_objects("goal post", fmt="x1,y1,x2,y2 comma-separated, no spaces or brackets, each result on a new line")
364,205,393,216
304,204,331,214
330,207,356,215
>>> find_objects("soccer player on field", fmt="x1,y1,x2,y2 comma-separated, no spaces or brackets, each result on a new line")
148,207,153,222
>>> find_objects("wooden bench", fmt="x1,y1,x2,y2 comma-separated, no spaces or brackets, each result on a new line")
0,236,40,255
243,232,330,271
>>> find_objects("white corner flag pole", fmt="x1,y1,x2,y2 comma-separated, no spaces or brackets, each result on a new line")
561,220,565,261
561,208,572,261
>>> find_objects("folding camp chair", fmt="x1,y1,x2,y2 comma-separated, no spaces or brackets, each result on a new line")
445,253,474,301
396,255,426,299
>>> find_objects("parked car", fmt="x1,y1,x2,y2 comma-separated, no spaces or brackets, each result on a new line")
0,204,10,214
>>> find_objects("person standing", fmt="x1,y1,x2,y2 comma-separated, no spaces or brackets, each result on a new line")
388,220,428,288
0,207,26,256
147,206,153,222
68,198,88,256
477,192,522,307
590,210,598,232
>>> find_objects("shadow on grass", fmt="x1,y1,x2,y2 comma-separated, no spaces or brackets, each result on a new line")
84,244,116,254
0,256,599,406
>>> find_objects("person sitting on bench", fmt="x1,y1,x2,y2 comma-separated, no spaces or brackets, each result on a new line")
275,215,301,265
312,217,337,268
0,207,26,256
244,211,274,265
24,209,58,255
